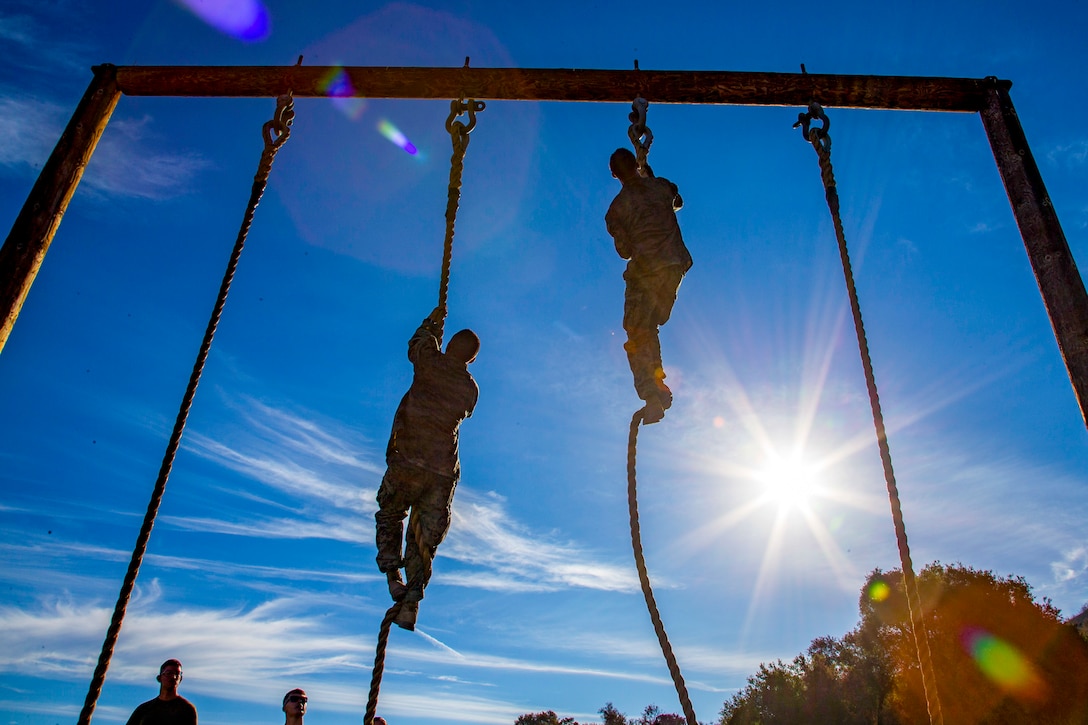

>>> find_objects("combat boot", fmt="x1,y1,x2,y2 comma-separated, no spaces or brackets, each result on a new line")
394,600,418,631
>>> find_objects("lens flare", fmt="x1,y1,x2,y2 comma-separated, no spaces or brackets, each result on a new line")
319,67,367,120
378,119,418,155
867,579,891,602
961,627,1046,700
175,0,270,42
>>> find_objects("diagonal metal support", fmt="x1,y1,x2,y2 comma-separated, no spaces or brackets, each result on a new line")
980,81,1088,428
0,64,120,351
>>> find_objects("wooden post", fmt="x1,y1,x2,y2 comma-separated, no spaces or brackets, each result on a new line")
980,81,1088,429
0,64,121,353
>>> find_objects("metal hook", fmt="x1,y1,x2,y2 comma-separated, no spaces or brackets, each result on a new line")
628,96,648,128
263,92,295,149
446,98,486,136
793,100,830,146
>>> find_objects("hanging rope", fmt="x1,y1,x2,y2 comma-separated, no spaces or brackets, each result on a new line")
627,411,699,725
794,101,943,725
363,99,483,724
363,602,401,725
620,94,695,723
435,97,485,344
75,92,294,725
363,518,432,724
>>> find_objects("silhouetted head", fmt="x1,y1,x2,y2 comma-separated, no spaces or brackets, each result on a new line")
610,147,639,182
446,329,480,364
156,659,182,684
282,688,307,718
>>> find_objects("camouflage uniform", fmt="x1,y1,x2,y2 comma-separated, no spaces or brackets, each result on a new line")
606,174,692,410
375,316,478,604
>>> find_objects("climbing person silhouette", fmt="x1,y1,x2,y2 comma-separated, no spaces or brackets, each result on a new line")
374,307,479,631
605,147,692,423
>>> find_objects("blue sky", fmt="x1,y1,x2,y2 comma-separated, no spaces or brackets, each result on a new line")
1,1,1087,724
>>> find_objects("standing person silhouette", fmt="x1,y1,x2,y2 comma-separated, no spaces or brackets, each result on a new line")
124,659,198,725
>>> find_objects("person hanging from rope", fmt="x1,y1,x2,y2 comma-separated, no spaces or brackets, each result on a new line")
606,147,693,424
374,307,479,631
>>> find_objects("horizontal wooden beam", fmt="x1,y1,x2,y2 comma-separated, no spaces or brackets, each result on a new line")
111,65,1009,112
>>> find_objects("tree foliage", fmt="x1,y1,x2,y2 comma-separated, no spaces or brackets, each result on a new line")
515,711,578,725
720,562,1088,724
515,702,687,725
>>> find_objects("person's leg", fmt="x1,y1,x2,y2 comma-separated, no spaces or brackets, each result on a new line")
397,473,456,630
651,265,685,326
403,474,456,598
375,468,412,601
624,273,662,399
624,266,685,422
624,277,667,421
647,265,685,411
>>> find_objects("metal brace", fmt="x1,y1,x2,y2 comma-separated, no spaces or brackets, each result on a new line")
446,98,486,137
793,101,831,151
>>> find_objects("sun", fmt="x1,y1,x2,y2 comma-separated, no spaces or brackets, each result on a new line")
756,454,820,510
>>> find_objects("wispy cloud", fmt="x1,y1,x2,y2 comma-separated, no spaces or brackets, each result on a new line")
1047,140,1088,167
0,95,65,170
444,492,637,593
0,8,95,74
179,396,636,593
0,95,211,199
1052,545,1088,584
85,116,213,199
0,588,373,704
0,585,695,724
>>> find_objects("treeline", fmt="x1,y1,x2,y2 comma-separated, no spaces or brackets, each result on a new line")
515,703,685,725
516,563,1088,725
721,563,1088,724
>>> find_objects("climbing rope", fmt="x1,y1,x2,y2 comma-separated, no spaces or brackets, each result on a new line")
75,92,294,725
627,411,698,725
628,97,653,174
363,602,401,725
621,95,695,724
362,99,483,724
435,97,485,344
794,102,943,725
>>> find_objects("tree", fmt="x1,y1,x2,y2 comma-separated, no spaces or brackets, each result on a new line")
514,703,686,725
515,711,579,725
598,703,626,725
719,562,1088,725
632,704,686,725
1069,601,1088,642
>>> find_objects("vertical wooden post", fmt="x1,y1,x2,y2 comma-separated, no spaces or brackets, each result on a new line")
980,81,1088,429
0,64,120,353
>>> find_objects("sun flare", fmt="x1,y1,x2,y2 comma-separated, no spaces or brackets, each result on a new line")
757,455,820,510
